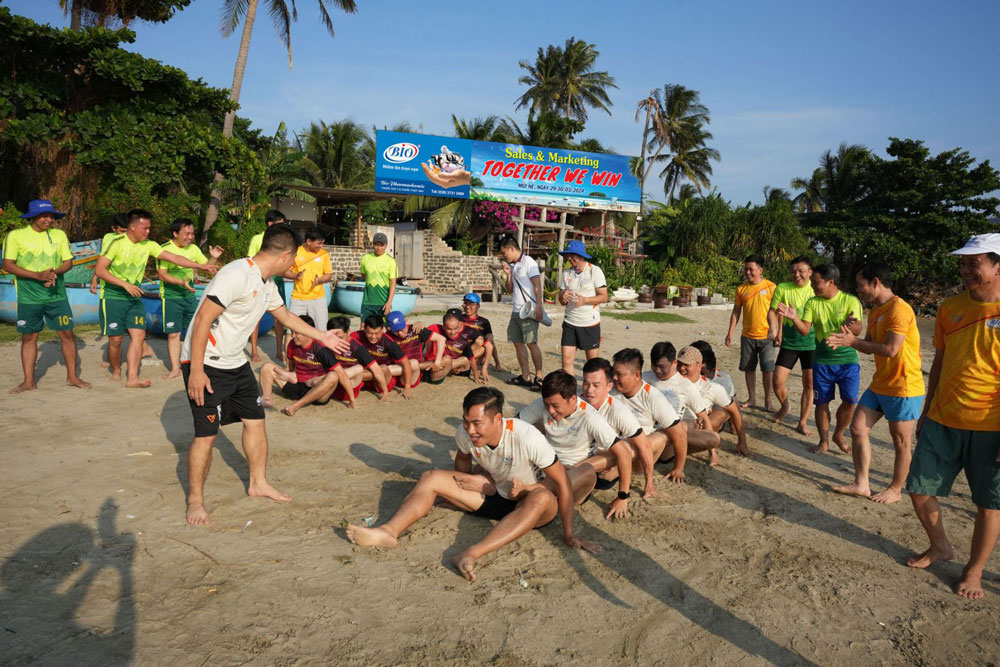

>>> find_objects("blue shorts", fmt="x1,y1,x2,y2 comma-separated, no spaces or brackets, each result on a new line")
858,389,923,422
813,363,860,405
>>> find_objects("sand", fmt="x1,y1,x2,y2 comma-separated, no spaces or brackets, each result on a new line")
1,302,997,666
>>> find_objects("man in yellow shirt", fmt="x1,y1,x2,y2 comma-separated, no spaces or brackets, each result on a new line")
826,262,924,504
902,234,1000,600
726,254,777,410
288,227,333,332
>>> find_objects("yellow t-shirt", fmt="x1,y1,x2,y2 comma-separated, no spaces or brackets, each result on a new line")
735,279,776,339
291,246,332,301
867,296,924,398
927,291,1000,431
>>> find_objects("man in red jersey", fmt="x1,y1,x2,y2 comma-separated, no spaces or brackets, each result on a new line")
352,313,414,399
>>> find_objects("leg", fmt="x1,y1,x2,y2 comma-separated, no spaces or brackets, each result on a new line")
685,421,721,457
274,322,286,362
646,430,669,461
812,402,831,453
241,418,291,502
743,370,757,408
258,362,285,408
798,369,814,436
186,435,216,525
907,493,957,568
250,325,262,363
584,347,601,361
513,342,530,380
762,370,774,412
164,332,182,379
58,330,89,389
283,372,339,416
833,405,880,498
561,345,577,374
772,364,791,422
11,332,40,393
957,507,1000,599
124,328,151,388
871,419,915,504
832,401,855,453
540,463,598,506
491,341,503,371
107,335,124,382
428,355,453,381
528,342,543,379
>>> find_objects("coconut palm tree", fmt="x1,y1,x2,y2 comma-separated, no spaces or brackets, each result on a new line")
298,119,373,190
59,0,190,29
790,169,825,213
763,185,792,203
501,110,582,150
515,45,563,116
516,39,617,122
654,125,720,201
451,115,511,142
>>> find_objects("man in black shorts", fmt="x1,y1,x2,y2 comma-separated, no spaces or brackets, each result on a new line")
767,256,817,435
182,225,349,526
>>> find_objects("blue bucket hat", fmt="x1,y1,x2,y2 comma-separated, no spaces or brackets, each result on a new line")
385,311,407,332
21,199,66,220
558,239,591,259
463,292,481,304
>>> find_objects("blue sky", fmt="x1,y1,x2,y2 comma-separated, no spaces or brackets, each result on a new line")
8,0,1000,206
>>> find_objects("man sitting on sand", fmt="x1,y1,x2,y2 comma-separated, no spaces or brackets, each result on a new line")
686,344,750,456
259,315,357,415
424,308,486,384
384,311,446,389
461,293,497,379
326,316,391,402
347,387,601,581
351,313,414,399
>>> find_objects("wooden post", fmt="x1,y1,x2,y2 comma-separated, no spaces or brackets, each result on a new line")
356,202,362,248
601,210,608,242
556,211,567,277
516,204,525,248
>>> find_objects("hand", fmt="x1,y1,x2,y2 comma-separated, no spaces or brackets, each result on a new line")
378,390,393,402
202,264,218,275
564,535,602,554
320,331,351,354
307,277,318,292
482,370,491,383
401,387,413,400
825,330,855,350
89,282,98,295
294,270,304,281
383,301,392,315
124,283,144,298
605,498,628,520
432,360,443,371
186,283,197,294
186,369,213,406
664,468,686,484
558,291,569,306
776,303,796,320
36,268,56,282
501,262,511,276
844,313,860,329
421,163,471,188
534,305,544,322
347,397,358,410
208,245,225,260
724,333,733,348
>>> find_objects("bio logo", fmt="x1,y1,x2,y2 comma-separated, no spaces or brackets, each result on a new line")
383,142,418,163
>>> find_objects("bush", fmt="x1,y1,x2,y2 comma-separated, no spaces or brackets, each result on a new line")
660,255,742,295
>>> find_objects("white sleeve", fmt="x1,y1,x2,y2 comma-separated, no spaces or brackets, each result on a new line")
454,424,473,455
610,402,643,438
523,425,559,469
648,387,680,428
558,269,568,291
524,258,540,280
518,397,547,426
708,382,732,407
586,411,621,451
591,265,607,288
264,279,283,311
686,382,709,414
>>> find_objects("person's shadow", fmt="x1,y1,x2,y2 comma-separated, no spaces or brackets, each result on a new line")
0,498,136,666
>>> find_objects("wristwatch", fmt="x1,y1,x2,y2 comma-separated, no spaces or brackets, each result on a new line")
617,491,630,500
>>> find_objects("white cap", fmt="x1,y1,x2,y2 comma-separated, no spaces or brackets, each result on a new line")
950,233,1000,256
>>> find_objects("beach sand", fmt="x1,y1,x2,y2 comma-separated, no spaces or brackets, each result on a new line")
1,303,997,665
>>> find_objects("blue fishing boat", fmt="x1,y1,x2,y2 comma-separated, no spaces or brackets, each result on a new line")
333,281,419,316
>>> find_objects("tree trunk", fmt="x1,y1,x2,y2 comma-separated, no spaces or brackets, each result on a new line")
201,0,258,243
70,0,82,30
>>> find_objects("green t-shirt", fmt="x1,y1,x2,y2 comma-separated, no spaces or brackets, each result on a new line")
2,226,74,304
101,235,163,300
247,231,265,258
360,252,397,307
801,291,863,364
770,281,816,351
157,240,207,300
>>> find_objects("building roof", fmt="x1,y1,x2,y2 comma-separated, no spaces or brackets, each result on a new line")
282,186,406,206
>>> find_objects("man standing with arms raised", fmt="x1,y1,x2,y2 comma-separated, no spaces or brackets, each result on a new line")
902,235,1000,599
558,240,608,373
768,256,816,435
360,232,397,322
726,254,777,410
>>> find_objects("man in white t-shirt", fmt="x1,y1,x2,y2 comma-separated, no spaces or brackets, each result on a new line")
519,370,635,519
687,343,750,456
182,225,350,527
347,387,601,581
501,237,545,391
690,339,737,398
557,240,608,373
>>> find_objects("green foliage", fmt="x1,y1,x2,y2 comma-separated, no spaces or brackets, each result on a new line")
59,0,192,27
661,256,742,296
454,236,482,256
516,38,617,121
586,244,664,291
0,322,99,344
0,202,24,239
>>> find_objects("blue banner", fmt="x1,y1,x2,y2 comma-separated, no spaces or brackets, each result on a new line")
374,131,472,199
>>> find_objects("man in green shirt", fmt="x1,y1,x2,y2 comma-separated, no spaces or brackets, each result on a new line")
778,264,863,455
359,232,397,323
157,217,223,379
2,199,90,393
768,255,816,436
248,209,288,363
94,208,216,388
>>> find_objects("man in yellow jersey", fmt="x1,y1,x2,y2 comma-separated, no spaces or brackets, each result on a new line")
288,226,334,331
248,209,288,363
778,264,863,454
825,262,924,504
360,232,397,322
94,209,216,388
903,235,1000,600
768,256,816,435
726,254,777,410
2,199,90,393
156,218,223,379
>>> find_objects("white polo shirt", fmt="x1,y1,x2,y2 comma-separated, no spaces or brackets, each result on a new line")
611,383,680,435
713,369,737,399
455,418,558,499
519,398,622,466
590,394,644,440
697,376,733,409
644,371,709,421
509,251,540,312
181,258,283,370
560,262,606,327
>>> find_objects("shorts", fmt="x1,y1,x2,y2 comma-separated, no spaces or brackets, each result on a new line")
273,276,287,305
280,380,331,405
101,298,145,336
561,322,601,350
182,362,264,437
813,363,860,405
360,303,386,325
507,312,539,344
905,419,1000,509
16,299,74,334
162,297,198,335
776,347,815,371
289,297,327,331
858,389,923,422
333,381,362,402
472,492,555,527
422,369,446,385
364,374,397,394
739,336,777,372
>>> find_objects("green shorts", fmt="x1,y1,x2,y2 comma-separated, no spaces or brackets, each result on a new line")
16,300,74,334
162,296,198,335
507,311,539,344
905,418,1000,509
101,298,145,336
360,302,385,325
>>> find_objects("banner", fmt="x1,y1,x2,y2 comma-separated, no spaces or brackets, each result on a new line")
374,131,472,199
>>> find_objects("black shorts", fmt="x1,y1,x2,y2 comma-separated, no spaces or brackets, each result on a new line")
776,347,815,371
472,493,555,527
561,322,601,350
182,363,265,437
280,381,330,405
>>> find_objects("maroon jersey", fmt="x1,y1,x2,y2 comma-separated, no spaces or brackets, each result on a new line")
462,315,494,340
427,323,476,360
286,339,341,383
350,330,406,365
391,326,433,362
333,337,378,370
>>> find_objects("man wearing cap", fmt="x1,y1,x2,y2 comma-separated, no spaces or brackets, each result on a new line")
460,292,497,382
558,240,608,374
360,232,397,322
248,209,289,363
2,199,90,393
385,310,447,388
500,237,545,391
726,254,777,410
901,234,1000,600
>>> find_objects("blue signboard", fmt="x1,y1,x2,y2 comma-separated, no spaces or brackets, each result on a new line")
374,131,472,199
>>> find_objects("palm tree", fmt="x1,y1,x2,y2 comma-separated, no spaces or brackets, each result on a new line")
501,110,582,149
59,0,190,29
654,125,720,201
763,185,792,203
451,115,511,142
298,119,373,190
790,169,825,214
516,39,617,122
515,45,563,116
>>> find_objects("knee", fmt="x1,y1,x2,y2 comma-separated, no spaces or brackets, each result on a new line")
57,330,75,340
526,487,556,511
849,424,866,440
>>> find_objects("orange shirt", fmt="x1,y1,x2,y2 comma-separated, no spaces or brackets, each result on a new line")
867,296,924,398
927,291,1000,431
735,279,776,339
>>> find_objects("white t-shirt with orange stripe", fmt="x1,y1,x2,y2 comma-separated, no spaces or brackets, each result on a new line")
612,382,680,435
455,418,558,499
519,398,622,466
181,258,283,370
591,394,644,440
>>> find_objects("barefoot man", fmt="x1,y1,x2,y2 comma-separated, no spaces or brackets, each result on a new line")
2,199,90,393
726,254,777,410
768,255,816,435
777,265,863,454
828,262,924,503
347,387,601,581
902,235,1000,599
182,225,349,525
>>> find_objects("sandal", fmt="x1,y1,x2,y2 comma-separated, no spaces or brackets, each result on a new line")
506,375,531,387
528,375,543,392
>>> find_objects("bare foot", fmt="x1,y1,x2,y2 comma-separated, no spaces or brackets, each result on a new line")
67,377,91,389
763,402,774,412
162,370,181,380
772,402,790,423
832,482,871,498
282,405,298,417
796,421,813,437
452,549,479,581
9,381,37,394
261,397,275,409
737,442,751,457
346,524,398,547
125,378,152,389
809,441,829,454
956,567,985,599
708,449,720,466
871,488,903,504
142,343,154,358
248,481,292,502
100,360,111,369
739,400,755,410
251,352,263,363
906,544,957,569
109,372,122,383
833,432,852,454
186,501,211,526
